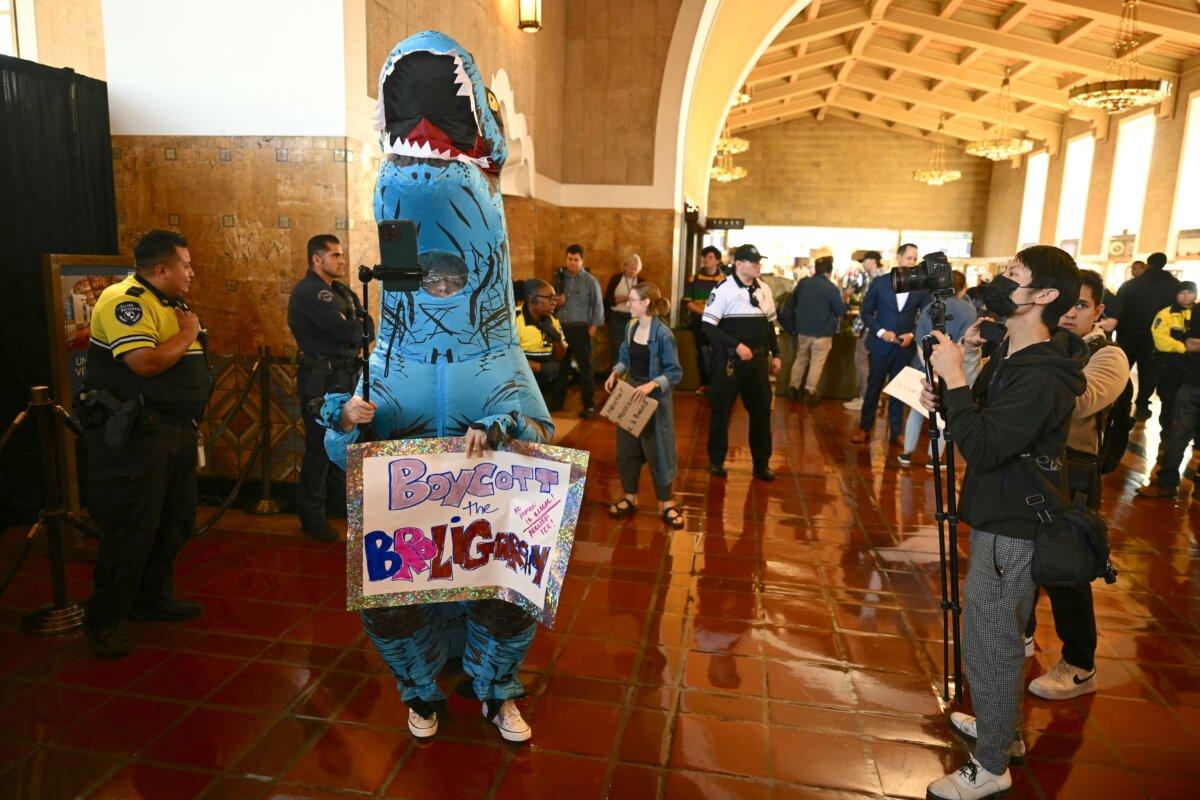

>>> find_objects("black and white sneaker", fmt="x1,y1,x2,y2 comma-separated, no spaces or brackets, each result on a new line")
948,712,1025,762
1028,658,1096,700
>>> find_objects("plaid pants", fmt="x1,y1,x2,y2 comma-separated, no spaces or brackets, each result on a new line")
963,529,1038,775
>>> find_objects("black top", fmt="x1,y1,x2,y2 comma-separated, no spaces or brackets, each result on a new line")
287,270,374,358
629,341,651,382
1111,267,1181,339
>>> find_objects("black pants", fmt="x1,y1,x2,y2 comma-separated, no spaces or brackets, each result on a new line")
608,311,631,371
84,420,197,631
555,323,595,408
860,344,912,439
533,360,563,410
295,368,345,527
707,350,772,469
1155,384,1200,488
1157,356,1183,432
1024,452,1100,671
1119,333,1158,410
616,413,671,501
692,324,712,387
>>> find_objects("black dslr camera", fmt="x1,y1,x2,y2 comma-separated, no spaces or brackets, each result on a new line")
891,251,954,296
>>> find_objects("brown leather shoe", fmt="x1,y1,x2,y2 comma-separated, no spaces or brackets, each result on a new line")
1134,484,1178,499
850,430,869,445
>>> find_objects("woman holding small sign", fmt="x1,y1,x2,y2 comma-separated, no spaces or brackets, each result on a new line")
603,283,685,529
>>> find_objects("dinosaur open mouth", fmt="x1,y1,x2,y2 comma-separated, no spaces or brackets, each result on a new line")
378,51,492,170
418,251,469,298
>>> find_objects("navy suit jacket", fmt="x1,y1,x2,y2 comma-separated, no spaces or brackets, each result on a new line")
860,274,928,358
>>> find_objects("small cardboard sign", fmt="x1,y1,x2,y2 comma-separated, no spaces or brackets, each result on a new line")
600,379,659,436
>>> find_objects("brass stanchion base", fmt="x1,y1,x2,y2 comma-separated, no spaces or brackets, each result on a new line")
250,497,283,515
21,602,85,636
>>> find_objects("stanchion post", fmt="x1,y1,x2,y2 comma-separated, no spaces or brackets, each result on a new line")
21,386,85,635
251,347,283,515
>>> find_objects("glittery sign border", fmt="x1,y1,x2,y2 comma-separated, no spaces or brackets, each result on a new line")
344,437,588,629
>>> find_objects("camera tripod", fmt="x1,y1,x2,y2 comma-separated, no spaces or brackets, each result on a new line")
0,386,98,635
921,296,964,703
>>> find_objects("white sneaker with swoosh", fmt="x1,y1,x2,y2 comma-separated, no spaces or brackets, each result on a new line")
1029,658,1097,700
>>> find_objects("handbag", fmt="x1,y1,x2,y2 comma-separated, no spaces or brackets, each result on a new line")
1015,455,1118,587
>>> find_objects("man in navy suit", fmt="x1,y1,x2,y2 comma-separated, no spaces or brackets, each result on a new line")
851,243,928,444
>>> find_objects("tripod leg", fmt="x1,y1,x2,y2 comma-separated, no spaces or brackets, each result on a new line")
0,523,41,599
943,437,964,702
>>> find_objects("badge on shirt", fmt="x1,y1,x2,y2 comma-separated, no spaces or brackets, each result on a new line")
318,289,334,302
114,301,143,326
706,292,717,306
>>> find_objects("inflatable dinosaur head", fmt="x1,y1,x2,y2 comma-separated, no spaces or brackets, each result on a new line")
374,30,507,173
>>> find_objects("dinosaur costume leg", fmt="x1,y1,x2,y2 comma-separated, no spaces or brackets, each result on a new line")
463,600,537,701
360,605,451,715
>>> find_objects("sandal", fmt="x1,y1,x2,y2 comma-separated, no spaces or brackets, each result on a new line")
608,498,638,518
661,506,685,530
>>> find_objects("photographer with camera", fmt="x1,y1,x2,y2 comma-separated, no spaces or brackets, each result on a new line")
920,246,1085,800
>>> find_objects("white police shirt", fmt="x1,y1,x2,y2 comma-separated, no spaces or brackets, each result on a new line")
701,274,778,351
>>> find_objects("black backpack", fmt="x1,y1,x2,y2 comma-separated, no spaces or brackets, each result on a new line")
1086,337,1134,474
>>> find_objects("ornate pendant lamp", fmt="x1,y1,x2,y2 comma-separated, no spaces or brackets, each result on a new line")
733,85,752,107
913,117,962,186
710,152,747,183
966,68,1035,161
716,124,749,156
1068,0,1170,113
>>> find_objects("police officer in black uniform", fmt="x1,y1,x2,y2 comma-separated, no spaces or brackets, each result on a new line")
701,243,783,481
79,230,211,659
287,234,374,540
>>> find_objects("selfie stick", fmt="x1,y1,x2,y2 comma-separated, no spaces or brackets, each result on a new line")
922,296,963,704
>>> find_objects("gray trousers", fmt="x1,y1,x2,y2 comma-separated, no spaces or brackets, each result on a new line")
963,530,1038,775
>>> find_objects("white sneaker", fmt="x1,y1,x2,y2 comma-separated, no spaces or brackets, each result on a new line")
1028,658,1097,700
843,397,864,411
485,699,531,742
948,712,1025,762
407,708,438,738
1024,635,1035,658
927,757,1012,800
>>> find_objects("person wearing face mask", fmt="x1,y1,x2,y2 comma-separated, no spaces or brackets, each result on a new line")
1005,270,1128,701
920,246,1086,800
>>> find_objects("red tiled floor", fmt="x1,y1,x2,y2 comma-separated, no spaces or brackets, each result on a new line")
0,394,1195,799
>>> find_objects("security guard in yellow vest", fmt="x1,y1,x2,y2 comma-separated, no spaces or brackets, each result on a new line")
1151,280,1197,431
515,278,566,411
78,230,211,659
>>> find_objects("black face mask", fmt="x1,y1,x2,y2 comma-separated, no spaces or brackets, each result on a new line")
982,274,1035,317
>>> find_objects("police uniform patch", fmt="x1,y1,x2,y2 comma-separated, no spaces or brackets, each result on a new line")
114,301,143,326
706,292,717,306
318,289,334,302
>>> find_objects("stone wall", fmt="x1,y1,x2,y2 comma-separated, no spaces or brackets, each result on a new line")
707,114,993,249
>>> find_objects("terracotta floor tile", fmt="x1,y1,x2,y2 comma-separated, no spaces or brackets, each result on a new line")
554,636,641,681
618,706,673,764
1028,759,1151,800
0,683,107,741
382,738,504,799
681,690,767,723
871,740,960,798
670,714,770,778
199,776,271,800
284,723,410,793
143,706,272,770
770,728,881,794
209,661,324,711
495,749,607,799
683,652,765,695
232,716,329,779
55,695,188,755
128,651,244,701
765,661,856,707
662,769,771,800
89,762,213,800
607,762,663,799
0,746,116,799
528,695,622,757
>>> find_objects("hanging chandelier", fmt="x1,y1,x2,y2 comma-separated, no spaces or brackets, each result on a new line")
913,117,962,186
710,152,747,183
966,68,1035,161
1068,0,1170,112
716,124,749,156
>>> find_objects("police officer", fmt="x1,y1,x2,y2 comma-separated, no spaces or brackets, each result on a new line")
287,234,374,541
79,230,211,659
701,243,782,481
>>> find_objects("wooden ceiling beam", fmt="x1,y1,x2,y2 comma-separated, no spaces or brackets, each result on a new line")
1055,16,1098,46
735,73,840,111
747,46,852,85
881,7,1177,82
819,25,879,121
766,7,872,54
1021,0,1200,44
997,3,1032,32
844,73,1063,141
829,94,987,141
727,95,827,132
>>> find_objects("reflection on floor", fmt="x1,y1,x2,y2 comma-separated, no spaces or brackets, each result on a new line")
0,394,1197,799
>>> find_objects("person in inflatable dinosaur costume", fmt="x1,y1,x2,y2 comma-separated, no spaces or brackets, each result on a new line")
318,31,554,743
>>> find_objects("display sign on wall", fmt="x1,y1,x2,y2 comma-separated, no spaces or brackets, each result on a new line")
707,217,745,230
346,438,589,628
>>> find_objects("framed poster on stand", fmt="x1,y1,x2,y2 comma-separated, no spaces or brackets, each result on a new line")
42,254,134,511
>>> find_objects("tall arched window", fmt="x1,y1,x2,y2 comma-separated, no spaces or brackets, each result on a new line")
1105,112,1157,244
1056,135,1095,255
1018,152,1049,249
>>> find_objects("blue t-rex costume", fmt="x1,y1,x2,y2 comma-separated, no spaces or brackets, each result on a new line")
319,31,554,722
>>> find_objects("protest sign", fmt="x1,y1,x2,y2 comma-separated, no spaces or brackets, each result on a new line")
884,366,945,429
599,379,658,436
346,437,588,627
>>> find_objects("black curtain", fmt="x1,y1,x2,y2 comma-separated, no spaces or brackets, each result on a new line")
0,56,117,525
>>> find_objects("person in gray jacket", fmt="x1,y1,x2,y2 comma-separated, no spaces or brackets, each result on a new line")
782,255,845,403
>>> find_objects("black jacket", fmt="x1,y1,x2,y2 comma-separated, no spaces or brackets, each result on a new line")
1112,266,1180,340
944,329,1088,540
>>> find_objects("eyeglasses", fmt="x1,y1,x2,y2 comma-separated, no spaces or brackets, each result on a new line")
534,294,556,303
